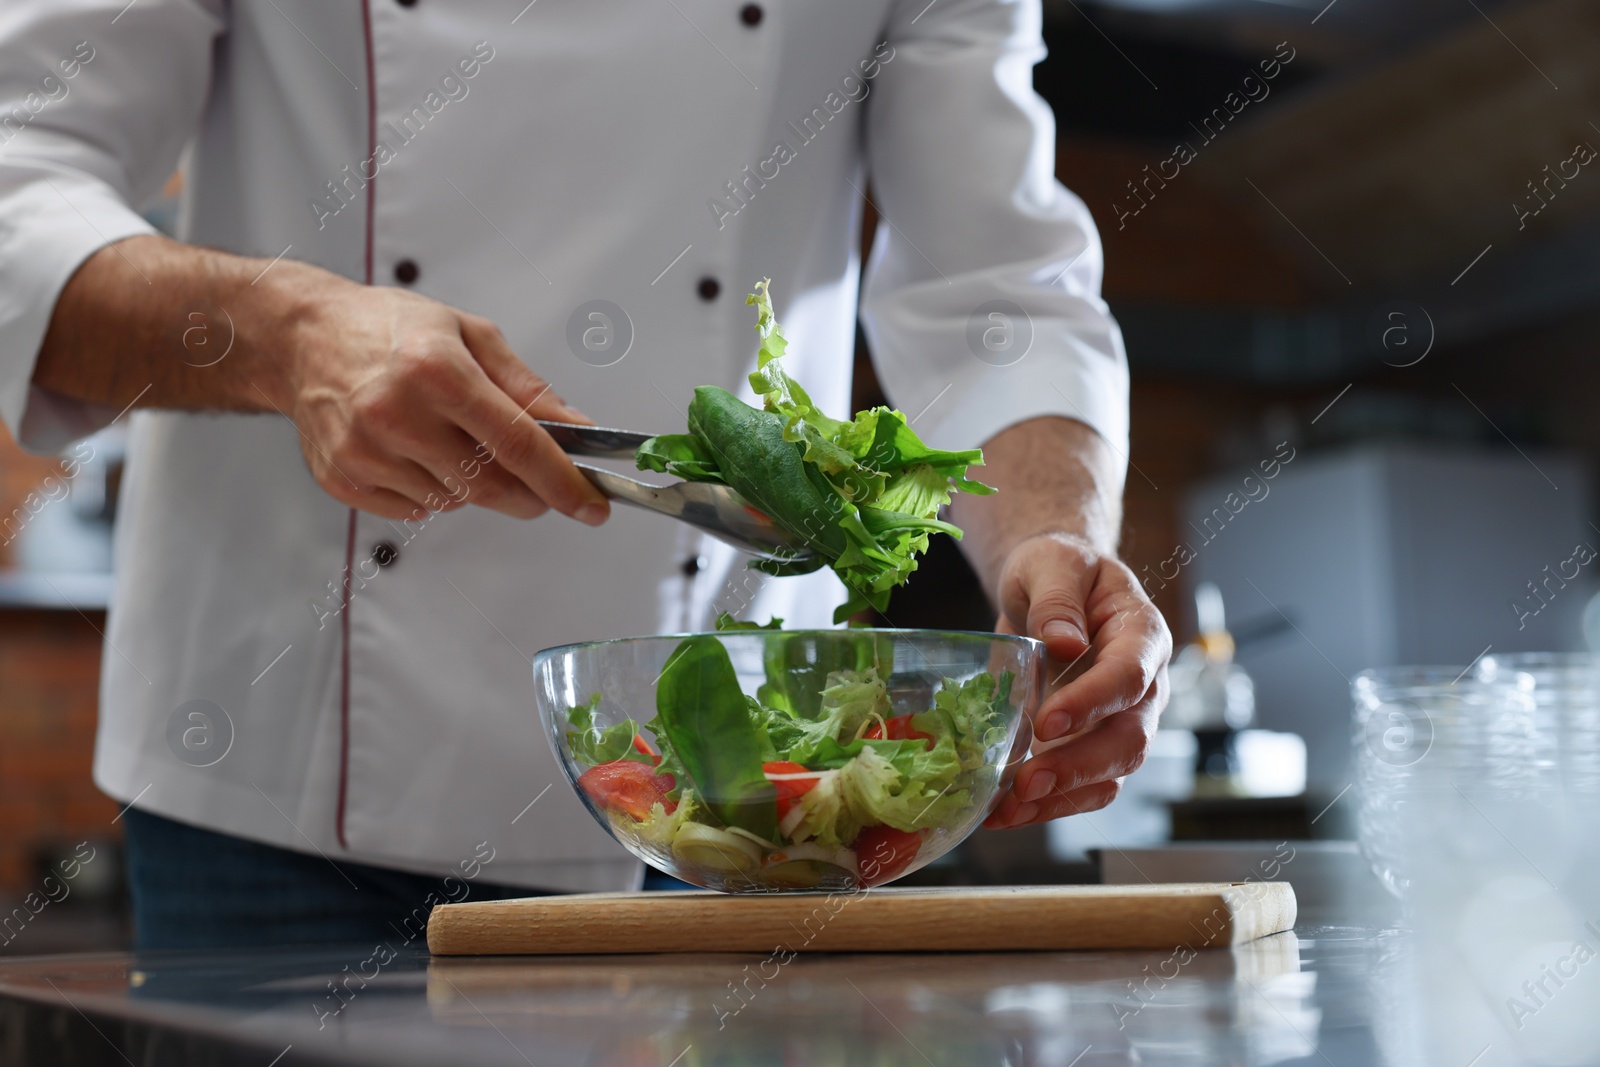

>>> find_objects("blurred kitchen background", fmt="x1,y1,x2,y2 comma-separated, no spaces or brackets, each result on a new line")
4,0,1597,946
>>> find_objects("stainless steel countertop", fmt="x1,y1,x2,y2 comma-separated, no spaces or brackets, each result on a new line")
0,923,1406,1066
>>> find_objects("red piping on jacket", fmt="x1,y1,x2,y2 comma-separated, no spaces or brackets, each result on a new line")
338,0,379,852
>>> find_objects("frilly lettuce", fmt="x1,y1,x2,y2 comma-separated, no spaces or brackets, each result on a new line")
760,667,890,764
786,730,967,845
787,771,860,850
920,671,1016,773
838,744,969,833
632,793,697,851
638,279,994,623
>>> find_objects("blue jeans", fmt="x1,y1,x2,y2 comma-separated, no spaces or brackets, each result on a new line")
122,808,550,950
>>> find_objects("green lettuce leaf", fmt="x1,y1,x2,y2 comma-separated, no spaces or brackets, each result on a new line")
755,630,892,720
920,671,1016,773
837,744,971,833
637,279,994,621
767,667,891,764
565,694,651,767
641,710,687,790
714,613,784,632
634,433,721,482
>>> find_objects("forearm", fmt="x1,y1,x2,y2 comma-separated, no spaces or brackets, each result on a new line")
35,233,608,524
33,234,336,413
949,415,1124,600
957,417,1168,832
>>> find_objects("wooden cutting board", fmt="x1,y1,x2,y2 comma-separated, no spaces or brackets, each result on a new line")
427,882,1295,955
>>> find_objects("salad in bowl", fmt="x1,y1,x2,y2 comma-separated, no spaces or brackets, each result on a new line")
537,627,1040,892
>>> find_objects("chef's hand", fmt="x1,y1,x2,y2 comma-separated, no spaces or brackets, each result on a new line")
272,268,610,524
982,532,1171,829
35,235,610,526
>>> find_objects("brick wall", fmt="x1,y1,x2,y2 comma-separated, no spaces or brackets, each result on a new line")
0,423,117,898
0,607,112,897
1121,380,1282,638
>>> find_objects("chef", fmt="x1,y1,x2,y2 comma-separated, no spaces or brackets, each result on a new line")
0,0,1170,948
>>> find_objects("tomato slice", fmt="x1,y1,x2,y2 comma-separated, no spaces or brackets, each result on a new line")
853,825,922,886
631,733,661,765
577,760,676,820
862,714,935,750
763,760,821,823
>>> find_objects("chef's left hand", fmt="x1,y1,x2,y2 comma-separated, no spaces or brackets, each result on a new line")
983,531,1171,829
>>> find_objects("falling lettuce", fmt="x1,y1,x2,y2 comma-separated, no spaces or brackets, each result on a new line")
637,280,995,623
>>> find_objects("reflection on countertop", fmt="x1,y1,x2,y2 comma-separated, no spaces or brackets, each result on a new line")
0,925,1407,1067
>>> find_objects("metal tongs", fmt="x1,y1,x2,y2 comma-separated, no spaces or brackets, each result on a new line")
539,420,817,564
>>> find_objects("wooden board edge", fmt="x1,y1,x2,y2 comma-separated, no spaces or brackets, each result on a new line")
425,882,1299,956
1220,881,1298,946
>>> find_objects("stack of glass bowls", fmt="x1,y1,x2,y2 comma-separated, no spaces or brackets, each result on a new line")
1476,652,1600,797
1353,655,1600,1062
1349,665,1539,900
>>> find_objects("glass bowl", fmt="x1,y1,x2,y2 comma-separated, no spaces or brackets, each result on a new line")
536,629,1041,893
1349,665,1537,900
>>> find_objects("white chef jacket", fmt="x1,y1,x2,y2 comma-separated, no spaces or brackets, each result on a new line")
0,0,1128,891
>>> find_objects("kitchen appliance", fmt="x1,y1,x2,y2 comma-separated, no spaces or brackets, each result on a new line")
1182,442,1594,795
1163,581,1260,796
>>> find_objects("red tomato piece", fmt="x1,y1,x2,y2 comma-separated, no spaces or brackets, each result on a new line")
862,714,934,750
853,825,922,886
631,733,661,764
763,760,821,823
577,760,676,820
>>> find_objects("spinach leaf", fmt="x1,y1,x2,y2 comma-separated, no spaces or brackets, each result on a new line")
654,635,778,839
687,385,850,561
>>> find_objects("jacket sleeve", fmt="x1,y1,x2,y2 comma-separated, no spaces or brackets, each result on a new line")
859,0,1129,479
0,0,222,452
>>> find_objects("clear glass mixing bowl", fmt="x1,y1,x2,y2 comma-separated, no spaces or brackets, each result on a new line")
536,629,1041,893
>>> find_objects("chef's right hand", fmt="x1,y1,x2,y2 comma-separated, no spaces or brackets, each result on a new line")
266,267,611,525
